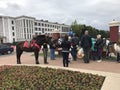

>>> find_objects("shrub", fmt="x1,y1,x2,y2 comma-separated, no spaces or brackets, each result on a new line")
0,65,105,90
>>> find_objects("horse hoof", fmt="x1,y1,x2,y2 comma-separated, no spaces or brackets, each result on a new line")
117,61,120,63
36,62,39,64
17,63,21,64
44,62,49,64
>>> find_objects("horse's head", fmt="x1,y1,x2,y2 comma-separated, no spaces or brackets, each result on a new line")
35,35,48,46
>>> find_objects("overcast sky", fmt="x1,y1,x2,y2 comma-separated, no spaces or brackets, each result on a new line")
0,0,120,30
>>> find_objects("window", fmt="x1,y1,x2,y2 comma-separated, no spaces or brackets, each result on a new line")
11,20,14,24
24,34,26,39
27,28,28,33
30,35,31,39
27,35,29,39
35,33,38,35
42,23,44,26
12,32,15,36
29,29,31,33
23,19,25,27
35,28,37,31
42,28,44,33
26,20,28,27
38,23,40,26
45,24,47,27
24,28,26,33
12,26,14,30
13,38,15,42
39,28,41,31
35,22,37,25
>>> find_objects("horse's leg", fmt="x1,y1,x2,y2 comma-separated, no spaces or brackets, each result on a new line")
16,48,23,64
34,50,39,64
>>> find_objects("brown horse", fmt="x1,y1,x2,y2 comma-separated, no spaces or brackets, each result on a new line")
16,35,48,64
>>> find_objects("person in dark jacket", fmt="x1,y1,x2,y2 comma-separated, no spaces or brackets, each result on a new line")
42,41,49,64
61,34,71,67
95,34,103,62
71,33,79,61
81,30,92,63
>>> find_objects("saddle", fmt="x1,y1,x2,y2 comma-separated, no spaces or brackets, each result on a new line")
23,41,30,48
23,40,41,50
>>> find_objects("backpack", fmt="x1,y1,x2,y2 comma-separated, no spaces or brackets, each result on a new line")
71,37,79,46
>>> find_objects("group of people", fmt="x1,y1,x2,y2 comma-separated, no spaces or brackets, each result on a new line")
41,33,79,67
60,30,106,67
41,30,117,67
81,31,105,63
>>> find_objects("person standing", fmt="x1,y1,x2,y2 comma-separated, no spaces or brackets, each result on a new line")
49,38,56,60
42,42,49,64
81,30,92,63
61,35,71,67
95,34,103,62
91,38,97,60
71,33,79,61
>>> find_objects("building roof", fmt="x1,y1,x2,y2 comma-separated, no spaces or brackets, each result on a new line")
15,15,35,19
0,15,15,19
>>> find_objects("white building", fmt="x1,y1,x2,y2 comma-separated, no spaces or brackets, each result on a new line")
0,16,16,43
0,15,70,43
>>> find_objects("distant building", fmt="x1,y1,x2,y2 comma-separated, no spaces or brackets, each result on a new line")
0,15,70,43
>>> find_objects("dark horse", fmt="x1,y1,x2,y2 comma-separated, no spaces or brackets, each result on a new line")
16,35,48,64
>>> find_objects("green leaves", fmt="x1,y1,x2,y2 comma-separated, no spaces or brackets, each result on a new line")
71,20,109,38
0,65,105,90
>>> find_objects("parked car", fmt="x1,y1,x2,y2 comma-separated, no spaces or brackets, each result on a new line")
0,44,14,54
2,43,16,50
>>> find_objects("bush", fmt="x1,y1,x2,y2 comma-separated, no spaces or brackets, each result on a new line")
0,65,105,90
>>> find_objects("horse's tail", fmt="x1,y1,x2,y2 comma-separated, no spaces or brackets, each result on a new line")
16,44,19,54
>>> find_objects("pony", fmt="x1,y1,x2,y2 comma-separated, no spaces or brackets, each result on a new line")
16,35,49,64
105,39,120,62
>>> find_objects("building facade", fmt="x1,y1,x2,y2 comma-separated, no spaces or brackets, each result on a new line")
0,15,70,43
0,16,16,43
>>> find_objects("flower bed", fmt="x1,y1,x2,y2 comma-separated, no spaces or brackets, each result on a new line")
0,65,105,90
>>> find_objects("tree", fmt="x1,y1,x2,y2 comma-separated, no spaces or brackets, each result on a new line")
70,20,109,39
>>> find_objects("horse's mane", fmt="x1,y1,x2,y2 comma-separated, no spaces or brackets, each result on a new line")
36,35,45,38
35,35,46,45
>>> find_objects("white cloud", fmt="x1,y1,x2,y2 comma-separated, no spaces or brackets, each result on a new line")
0,0,120,30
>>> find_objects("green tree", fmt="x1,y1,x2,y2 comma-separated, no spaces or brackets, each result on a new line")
70,20,109,39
